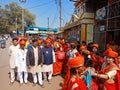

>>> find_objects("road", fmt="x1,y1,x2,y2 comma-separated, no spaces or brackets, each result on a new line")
0,38,63,90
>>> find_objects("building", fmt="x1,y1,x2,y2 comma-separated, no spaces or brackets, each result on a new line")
62,0,95,44
94,0,120,51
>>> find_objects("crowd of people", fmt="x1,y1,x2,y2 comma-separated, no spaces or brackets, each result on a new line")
8,35,120,90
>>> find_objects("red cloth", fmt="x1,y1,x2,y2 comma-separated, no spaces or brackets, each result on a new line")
67,77,87,90
104,48,118,65
20,40,26,45
62,70,70,90
44,39,50,44
62,55,84,90
101,64,120,90
92,44,99,48
91,80,98,90
53,51,65,75
53,61,63,75
57,51,65,60
68,55,84,68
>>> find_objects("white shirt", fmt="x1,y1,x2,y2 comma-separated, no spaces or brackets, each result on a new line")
68,49,78,60
16,48,27,72
107,70,117,79
8,44,20,68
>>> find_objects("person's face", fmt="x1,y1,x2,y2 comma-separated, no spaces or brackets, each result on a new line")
106,57,114,64
29,40,32,44
13,40,18,46
92,47,97,52
20,44,25,49
33,42,38,47
76,66,85,74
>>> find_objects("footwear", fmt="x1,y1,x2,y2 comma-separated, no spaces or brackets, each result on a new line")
48,79,52,84
40,84,44,88
25,82,28,85
24,80,28,84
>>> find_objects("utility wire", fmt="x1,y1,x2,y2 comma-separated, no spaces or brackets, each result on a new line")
50,9,59,27
26,0,54,9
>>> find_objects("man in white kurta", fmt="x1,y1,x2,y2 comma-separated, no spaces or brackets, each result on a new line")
26,39,43,87
16,40,28,85
30,46,43,85
8,38,19,84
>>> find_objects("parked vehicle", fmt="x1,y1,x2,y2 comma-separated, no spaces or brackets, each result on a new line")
0,38,6,48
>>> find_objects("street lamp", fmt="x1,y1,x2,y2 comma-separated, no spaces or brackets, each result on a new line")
19,0,26,36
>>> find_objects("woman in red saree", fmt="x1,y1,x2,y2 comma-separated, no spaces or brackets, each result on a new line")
62,54,87,90
91,49,120,90
53,46,65,75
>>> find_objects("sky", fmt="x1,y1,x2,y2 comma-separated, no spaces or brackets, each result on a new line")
0,0,75,28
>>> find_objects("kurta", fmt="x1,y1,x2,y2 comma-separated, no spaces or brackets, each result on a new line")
29,46,42,74
16,48,27,72
8,44,20,68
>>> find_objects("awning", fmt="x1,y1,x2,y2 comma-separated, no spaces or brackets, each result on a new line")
26,31,39,34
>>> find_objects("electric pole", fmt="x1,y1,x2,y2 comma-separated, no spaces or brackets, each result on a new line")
48,17,49,31
59,0,62,31
16,16,17,35
19,0,26,36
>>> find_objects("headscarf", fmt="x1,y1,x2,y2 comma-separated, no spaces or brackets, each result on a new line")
105,48,118,65
44,39,50,45
62,55,84,90
20,40,26,46
68,55,84,68
92,44,99,48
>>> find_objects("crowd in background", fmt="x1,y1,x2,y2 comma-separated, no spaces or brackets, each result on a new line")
8,34,120,90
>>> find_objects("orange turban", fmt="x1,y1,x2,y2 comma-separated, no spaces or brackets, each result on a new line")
68,55,84,68
92,44,99,48
104,47,112,55
44,39,50,44
80,46,87,50
105,49,118,58
105,48,118,65
21,37,28,41
20,40,26,46
38,39,42,44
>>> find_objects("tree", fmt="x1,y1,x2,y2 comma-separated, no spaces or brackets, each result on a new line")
0,2,35,34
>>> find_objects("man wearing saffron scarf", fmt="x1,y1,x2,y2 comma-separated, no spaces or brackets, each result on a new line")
91,49,120,90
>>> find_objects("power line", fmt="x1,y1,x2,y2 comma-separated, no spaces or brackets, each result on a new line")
26,0,54,9
50,9,59,27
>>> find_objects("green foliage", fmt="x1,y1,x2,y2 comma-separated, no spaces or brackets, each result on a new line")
0,2,35,34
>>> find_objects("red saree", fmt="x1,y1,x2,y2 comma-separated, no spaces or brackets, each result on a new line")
53,51,65,75
101,64,120,90
67,77,87,90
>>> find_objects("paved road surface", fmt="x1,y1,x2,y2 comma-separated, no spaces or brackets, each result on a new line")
0,38,63,90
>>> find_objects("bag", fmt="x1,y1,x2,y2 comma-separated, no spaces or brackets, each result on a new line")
57,51,65,60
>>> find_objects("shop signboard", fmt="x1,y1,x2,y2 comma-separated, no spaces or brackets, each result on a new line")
96,7,106,20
